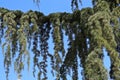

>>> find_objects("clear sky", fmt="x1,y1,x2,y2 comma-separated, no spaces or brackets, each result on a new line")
0,0,110,80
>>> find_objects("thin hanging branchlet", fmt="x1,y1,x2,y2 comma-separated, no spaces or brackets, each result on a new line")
49,13,66,79
13,13,29,78
32,32,39,77
60,40,78,80
0,12,4,44
2,11,17,80
71,0,82,11
72,56,78,80
27,10,38,49
37,23,50,80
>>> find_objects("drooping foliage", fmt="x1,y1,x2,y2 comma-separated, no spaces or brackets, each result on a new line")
0,0,120,80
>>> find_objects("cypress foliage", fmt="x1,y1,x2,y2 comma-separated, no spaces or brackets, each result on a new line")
0,0,120,80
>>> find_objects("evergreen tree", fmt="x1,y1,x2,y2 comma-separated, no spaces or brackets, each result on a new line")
0,0,120,80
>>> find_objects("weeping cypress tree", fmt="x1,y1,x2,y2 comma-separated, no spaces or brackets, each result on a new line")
0,0,120,80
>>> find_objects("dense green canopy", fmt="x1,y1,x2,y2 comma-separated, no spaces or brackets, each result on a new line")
0,0,120,80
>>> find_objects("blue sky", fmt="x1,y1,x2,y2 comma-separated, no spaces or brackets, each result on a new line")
0,0,111,80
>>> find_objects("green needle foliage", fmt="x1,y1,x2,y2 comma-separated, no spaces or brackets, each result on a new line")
0,0,120,80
